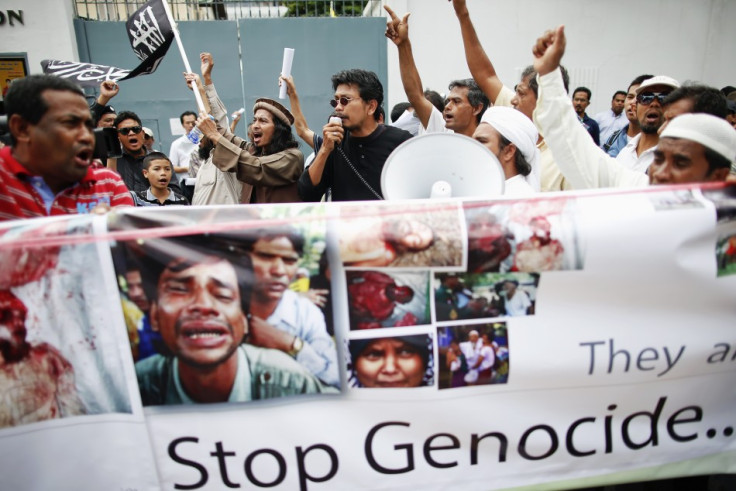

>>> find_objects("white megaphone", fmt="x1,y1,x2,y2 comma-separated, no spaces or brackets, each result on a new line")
380,133,505,200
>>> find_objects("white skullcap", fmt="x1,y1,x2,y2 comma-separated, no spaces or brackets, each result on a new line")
480,106,541,191
660,113,736,164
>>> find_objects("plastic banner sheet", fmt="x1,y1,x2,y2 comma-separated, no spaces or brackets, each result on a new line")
0,184,734,490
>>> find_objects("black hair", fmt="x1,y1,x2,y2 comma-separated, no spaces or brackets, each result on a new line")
720,86,736,97
573,87,592,100
241,225,305,256
663,84,729,119
331,69,384,121
347,334,433,387
390,102,411,123
179,111,197,124
375,105,385,123
5,75,85,145
448,78,489,124
114,110,142,128
424,89,445,113
5,74,85,125
704,147,732,175
613,90,627,99
198,136,214,159
255,114,299,156
498,135,532,177
134,234,255,318
521,65,570,97
142,151,171,170
628,74,654,92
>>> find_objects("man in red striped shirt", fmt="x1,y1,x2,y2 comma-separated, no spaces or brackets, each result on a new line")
0,75,133,221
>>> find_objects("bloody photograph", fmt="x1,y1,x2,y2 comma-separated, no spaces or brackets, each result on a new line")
338,202,464,269
0,219,133,431
464,198,583,273
346,270,430,330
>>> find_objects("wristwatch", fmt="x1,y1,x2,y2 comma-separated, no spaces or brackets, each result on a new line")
288,336,304,357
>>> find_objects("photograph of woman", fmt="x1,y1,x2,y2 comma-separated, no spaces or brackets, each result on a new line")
347,334,433,388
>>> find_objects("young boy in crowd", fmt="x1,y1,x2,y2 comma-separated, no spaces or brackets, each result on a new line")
131,152,190,206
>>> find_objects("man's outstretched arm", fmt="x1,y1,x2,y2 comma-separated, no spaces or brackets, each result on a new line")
452,0,504,104
385,5,434,128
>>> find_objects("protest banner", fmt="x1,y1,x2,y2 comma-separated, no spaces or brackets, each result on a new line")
0,184,734,490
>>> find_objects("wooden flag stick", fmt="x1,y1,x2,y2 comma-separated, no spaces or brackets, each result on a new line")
161,0,206,113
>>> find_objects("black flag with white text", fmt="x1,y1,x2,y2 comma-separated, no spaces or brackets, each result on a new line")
124,0,174,76
41,0,174,87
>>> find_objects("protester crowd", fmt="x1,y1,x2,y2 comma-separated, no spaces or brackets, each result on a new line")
1,4,735,487
2,1,736,220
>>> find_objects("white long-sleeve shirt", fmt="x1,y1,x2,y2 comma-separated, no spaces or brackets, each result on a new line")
533,68,648,189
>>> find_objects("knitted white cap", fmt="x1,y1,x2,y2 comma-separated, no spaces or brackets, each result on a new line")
660,113,736,164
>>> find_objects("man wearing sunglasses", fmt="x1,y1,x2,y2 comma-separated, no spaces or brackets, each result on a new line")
112,111,183,196
297,69,412,201
532,26,735,188
615,76,680,173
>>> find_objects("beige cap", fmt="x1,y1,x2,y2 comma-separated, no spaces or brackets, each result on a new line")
635,75,680,95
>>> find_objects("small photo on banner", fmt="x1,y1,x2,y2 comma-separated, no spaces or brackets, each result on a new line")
346,333,434,389
0,218,133,432
702,185,736,278
464,198,584,273
109,206,340,406
337,202,464,269
346,270,430,330
434,272,539,322
436,322,509,390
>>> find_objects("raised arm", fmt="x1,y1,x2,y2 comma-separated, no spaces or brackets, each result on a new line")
532,26,647,189
451,0,504,104
281,75,315,148
90,80,119,124
96,80,119,106
385,5,434,128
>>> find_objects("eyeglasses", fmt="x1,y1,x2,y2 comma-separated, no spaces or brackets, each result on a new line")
118,125,143,136
330,96,358,108
636,92,670,106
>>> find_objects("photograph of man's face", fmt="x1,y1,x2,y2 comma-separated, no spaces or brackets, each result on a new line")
111,224,335,406
249,236,300,303
151,257,247,369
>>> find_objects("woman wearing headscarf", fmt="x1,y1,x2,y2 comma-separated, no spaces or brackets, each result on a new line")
348,334,433,388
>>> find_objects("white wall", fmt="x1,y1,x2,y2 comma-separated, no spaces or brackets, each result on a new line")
384,0,736,116
0,0,79,74
2,0,734,117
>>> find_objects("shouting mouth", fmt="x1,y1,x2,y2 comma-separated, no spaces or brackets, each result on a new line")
74,147,93,167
